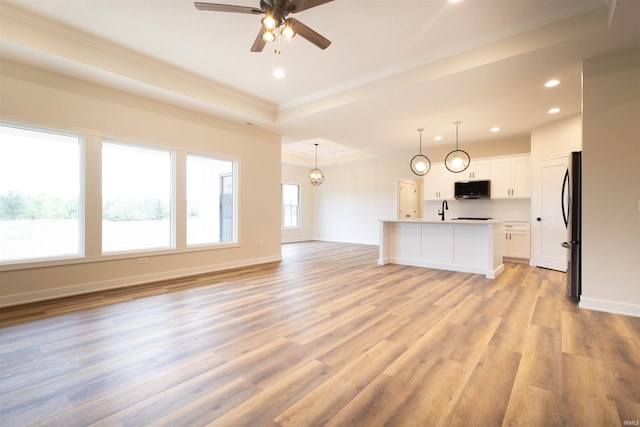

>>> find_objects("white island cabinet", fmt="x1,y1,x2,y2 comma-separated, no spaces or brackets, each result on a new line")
379,219,504,279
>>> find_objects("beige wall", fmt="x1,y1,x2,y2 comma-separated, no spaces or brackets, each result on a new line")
426,135,530,161
281,163,315,242
0,60,282,306
531,114,582,159
581,46,640,316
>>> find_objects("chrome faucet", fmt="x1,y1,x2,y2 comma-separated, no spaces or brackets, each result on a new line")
438,200,449,221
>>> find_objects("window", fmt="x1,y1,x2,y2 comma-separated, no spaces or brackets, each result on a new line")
0,124,81,262
186,155,235,245
282,183,300,228
102,142,172,252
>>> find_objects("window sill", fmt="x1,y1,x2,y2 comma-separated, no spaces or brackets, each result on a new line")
0,242,240,272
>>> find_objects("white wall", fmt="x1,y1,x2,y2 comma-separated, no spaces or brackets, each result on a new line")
281,163,315,242
0,59,282,306
581,46,640,317
531,114,582,159
313,157,407,245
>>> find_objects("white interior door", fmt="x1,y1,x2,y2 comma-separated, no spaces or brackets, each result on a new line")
398,180,418,219
533,155,568,271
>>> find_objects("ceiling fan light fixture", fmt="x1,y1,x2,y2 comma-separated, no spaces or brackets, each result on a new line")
262,15,277,30
281,21,296,39
445,121,471,173
262,30,276,43
194,1,332,53
410,128,431,176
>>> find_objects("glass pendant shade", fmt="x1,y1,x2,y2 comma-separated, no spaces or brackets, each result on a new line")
410,128,431,176
262,30,276,43
262,15,277,30
310,143,324,186
281,21,296,39
310,168,324,186
445,122,470,173
410,155,431,176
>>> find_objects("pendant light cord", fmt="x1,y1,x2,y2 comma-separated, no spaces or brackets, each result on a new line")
314,143,319,168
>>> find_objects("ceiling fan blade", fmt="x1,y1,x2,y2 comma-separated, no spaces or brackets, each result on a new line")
286,0,333,13
250,27,268,52
288,18,331,49
194,2,262,14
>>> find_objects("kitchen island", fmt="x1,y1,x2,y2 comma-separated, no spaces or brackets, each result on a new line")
379,219,504,279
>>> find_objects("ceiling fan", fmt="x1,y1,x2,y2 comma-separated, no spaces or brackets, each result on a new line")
194,0,333,52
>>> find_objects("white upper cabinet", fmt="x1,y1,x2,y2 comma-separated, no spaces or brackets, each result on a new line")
457,159,491,181
424,164,455,200
490,155,531,198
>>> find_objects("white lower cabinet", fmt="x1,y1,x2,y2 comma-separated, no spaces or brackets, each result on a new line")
502,222,530,260
380,220,504,278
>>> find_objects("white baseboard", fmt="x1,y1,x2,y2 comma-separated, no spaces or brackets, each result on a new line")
580,297,640,318
313,237,379,246
281,237,313,243
0,254,282,308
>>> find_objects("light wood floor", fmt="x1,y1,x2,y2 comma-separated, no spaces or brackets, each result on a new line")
1,241,639,426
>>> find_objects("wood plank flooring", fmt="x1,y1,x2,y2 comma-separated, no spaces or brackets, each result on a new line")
1,241,639,426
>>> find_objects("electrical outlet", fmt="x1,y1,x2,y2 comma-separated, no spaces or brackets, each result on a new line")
138,257,148,264
259,240,264,247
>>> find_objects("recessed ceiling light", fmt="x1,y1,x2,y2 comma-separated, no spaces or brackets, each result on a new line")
548,107,560,114
434,136,442,141
544,79,561,88
449,0,462,3
491,127,500,132
273,68,285,79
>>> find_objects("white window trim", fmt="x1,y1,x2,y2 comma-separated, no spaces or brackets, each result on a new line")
282,182,302,230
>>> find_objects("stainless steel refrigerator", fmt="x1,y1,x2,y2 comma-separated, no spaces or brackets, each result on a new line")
561,151,582,301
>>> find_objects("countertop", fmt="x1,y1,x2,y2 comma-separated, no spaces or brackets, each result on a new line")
380,218,504,225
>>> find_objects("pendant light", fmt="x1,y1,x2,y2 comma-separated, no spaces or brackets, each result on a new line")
410,128,431,176
310,143,324,186
445,121,470,173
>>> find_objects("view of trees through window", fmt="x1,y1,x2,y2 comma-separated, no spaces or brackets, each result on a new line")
102,142,172,252
1,123,238,264
0,124,81,262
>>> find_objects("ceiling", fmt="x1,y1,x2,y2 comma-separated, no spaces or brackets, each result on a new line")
1,0,640,166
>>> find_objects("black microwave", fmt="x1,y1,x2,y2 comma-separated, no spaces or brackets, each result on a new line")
454,180,490,199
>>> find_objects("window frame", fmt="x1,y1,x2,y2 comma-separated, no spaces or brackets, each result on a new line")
0,120,242,273
186,152,238,247
281,182,301,229
101,140,175,254
0,122,85,265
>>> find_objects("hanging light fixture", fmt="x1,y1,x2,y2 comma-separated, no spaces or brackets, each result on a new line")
410,128,431,176
310,143,324,186
445,121,470,173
